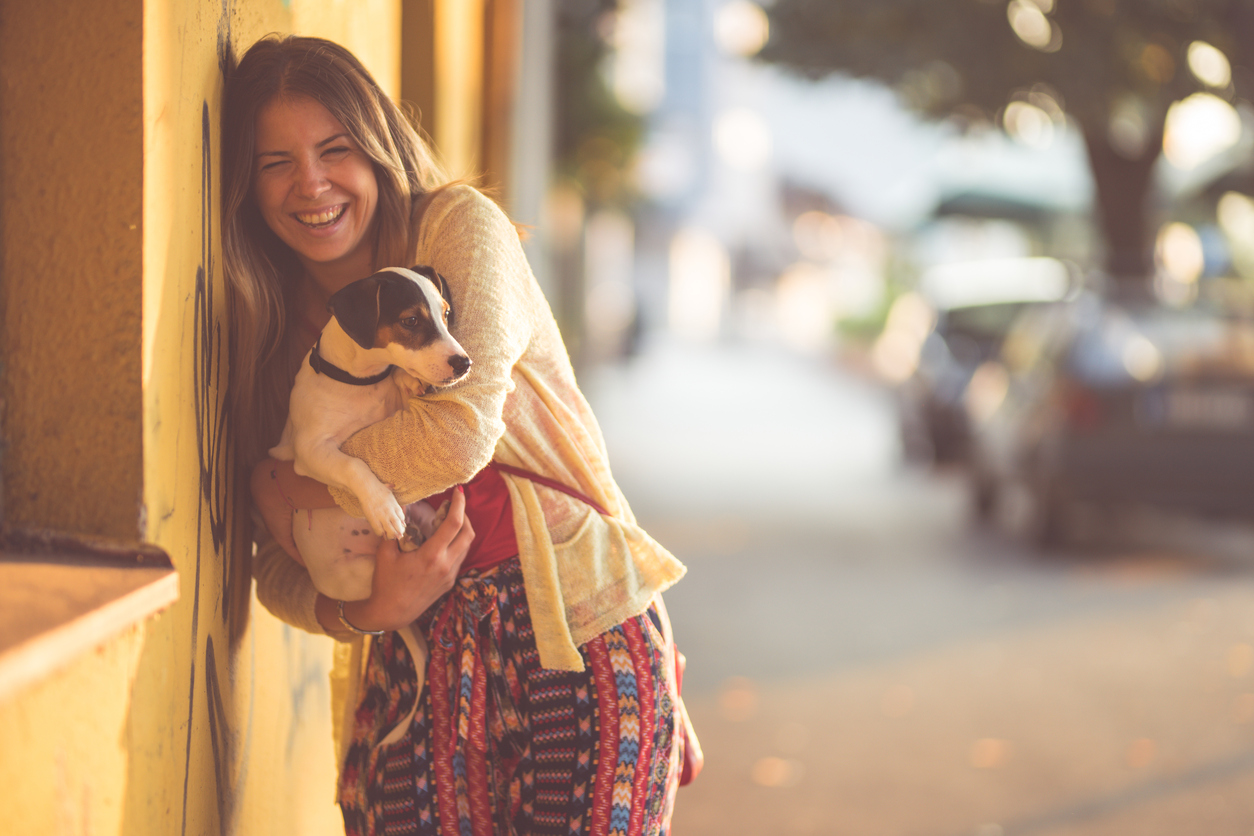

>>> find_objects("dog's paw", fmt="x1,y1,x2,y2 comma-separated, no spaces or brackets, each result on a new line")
398,523,424,552
364,495,409,542
396,498,451,551
430,499,450,532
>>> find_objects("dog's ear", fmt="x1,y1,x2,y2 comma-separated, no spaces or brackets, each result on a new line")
328,274,384,349
410,264,455,325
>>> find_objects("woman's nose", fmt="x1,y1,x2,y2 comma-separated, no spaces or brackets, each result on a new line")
293,160,331,198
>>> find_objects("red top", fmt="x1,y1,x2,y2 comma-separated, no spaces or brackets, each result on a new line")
424,465,518,574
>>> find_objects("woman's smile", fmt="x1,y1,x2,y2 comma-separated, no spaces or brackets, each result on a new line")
253,96,379,290
295,204,347,228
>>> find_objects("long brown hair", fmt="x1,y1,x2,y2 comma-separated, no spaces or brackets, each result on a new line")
222,34,448,467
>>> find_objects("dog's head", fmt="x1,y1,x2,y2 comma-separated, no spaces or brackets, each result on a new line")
328,265,472,387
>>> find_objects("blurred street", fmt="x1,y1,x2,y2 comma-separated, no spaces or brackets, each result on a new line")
585,338,1254,836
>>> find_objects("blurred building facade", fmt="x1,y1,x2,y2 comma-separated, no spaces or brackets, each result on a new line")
0,1,551,833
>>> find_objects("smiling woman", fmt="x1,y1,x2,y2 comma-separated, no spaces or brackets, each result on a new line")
221,34,688,836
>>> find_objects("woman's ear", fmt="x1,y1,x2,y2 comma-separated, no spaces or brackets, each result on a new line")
327,275,383,349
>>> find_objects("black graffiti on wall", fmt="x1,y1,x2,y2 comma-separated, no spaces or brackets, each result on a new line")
181,97,249,836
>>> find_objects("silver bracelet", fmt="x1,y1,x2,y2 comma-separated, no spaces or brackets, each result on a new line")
337,600,385,636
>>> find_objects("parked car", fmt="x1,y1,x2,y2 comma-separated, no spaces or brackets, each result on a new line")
896,257,1072,463
966,284,1254,545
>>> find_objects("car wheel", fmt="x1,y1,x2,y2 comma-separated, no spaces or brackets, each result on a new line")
970,472,997,524
1030,479,1071,550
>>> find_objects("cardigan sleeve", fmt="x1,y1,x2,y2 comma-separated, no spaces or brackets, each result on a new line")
330,186,536,517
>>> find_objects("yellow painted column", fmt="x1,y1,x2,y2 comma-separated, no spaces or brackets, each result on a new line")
434,0,486,178
0,0,143,539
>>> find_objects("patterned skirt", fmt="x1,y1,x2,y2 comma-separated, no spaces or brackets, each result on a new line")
338,557,681,836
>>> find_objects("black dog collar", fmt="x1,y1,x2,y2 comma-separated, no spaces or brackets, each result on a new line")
309,337,395,386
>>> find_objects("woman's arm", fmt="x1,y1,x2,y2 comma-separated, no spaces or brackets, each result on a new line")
250,457,336,564
253,482,475,639
330,187,538,515
252,530,326,634
313,486,474,635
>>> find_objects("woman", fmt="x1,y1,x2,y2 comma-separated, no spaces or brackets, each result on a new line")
222,34,689,835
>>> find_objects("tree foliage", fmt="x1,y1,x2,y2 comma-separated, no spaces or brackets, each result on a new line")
554,0,645,208
759,0,1254,278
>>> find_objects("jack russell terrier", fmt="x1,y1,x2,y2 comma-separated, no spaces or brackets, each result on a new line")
269,264,471,604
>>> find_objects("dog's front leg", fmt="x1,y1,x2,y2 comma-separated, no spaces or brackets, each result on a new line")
294,440,408,540
391,367,429,400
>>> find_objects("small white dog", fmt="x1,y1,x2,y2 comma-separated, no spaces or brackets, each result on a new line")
269,265,471,601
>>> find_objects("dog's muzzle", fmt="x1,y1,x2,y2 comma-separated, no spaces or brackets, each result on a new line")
449,354,471,379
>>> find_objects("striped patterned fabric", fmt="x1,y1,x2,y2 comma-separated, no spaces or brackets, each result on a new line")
339,557,681,836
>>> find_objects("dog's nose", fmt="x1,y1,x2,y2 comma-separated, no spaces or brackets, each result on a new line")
449,354,471,378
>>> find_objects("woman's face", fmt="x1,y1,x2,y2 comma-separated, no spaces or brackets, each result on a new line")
252,95,379,284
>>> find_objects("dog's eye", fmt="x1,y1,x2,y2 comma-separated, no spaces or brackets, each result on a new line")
400,316,419,328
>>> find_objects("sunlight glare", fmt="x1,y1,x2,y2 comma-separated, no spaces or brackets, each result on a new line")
872,293,935,383
965,361,1010,423
1162,93,1241,169
1218,191,1254,241
1123,335,1164,382
669,226,730,341
1187,41,1232,89
714,1,770,58
713,107,773,170
608,0,665,114
1004,101,1054,149
792,211,844,262
775,263,835,352
1007,0,1060,52
1156,222,1204,284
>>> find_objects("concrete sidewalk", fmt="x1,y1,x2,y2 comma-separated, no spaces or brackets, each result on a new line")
585,338,1254,836
673,588,1254,835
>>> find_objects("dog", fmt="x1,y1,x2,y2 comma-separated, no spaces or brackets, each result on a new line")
269,264,471,602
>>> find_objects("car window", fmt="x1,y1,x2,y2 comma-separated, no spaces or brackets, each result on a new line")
1068,301,1254,382
943,303,1027,341
1134,307,1254,375
999,302,1069,375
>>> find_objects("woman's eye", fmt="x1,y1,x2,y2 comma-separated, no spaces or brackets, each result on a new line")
323,146,350,159
260,160,289,172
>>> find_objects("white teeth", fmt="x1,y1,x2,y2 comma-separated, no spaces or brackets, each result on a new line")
295,205,345,226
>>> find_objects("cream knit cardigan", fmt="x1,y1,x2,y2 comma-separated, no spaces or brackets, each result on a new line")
251,185,686,766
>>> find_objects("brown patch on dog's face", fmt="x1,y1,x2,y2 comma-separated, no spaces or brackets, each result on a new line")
374,293,451,351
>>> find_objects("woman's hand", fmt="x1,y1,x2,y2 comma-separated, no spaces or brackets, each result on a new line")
318,486,475,636
250,457,336,565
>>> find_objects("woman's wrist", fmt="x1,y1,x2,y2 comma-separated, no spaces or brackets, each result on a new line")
336,599,386,635
315,593,395,638
315,593,375,638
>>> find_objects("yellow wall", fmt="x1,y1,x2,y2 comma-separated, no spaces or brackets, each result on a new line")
0,0,144,538
0,625,145,835
0,0,151,831
0,0,516,831
138,4,406,833
1,1,406,834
